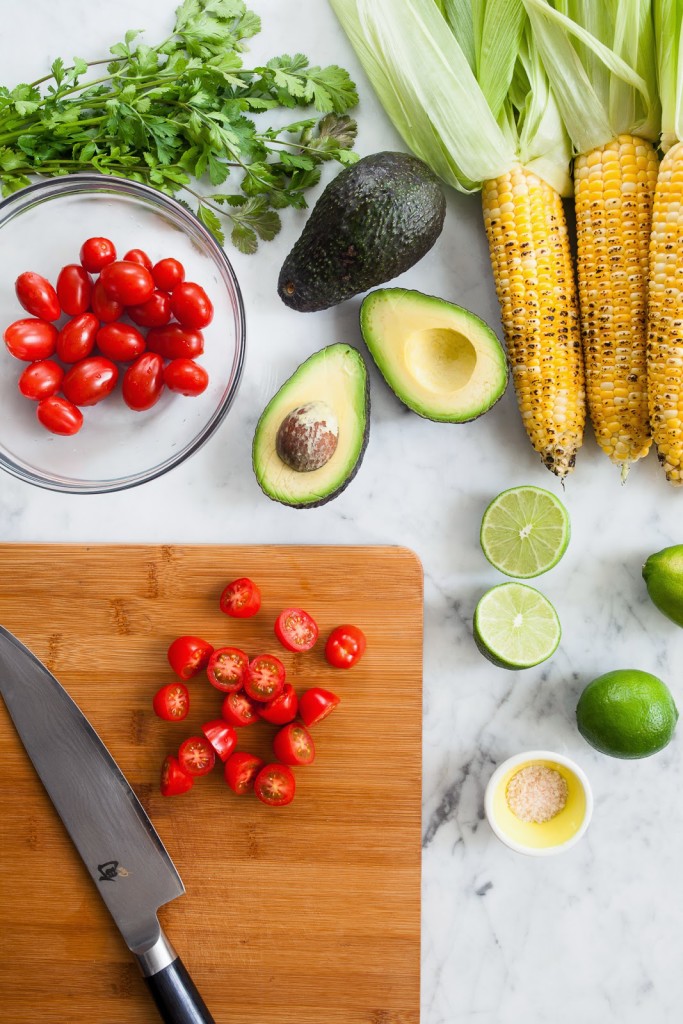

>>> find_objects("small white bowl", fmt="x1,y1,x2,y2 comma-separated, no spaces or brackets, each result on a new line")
484,750,593,856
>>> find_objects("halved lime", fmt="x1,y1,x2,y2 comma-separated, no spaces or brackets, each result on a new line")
473,582,561,669
480,485,570,579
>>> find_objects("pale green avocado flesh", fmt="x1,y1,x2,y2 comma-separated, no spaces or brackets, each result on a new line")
360,288,508,422
252,344,369,508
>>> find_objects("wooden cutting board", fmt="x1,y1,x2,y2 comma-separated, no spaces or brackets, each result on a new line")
0,544,422,1024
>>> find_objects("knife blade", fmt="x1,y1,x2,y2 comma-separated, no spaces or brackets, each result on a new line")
0,625,216,1024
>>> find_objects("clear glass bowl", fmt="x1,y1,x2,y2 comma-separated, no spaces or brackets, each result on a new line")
0,174,246,493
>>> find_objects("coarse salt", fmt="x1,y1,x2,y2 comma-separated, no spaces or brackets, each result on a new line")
506,764,568,823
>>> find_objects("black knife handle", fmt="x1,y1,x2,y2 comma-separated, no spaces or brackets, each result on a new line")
143,955,216,1024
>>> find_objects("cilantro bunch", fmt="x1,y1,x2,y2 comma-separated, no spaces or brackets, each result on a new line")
0,0,359,253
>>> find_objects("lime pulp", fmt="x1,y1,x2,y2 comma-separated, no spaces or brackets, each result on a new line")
473,582,561,669
480,485,570,579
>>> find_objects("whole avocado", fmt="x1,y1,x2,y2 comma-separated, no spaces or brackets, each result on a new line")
278,151,446,312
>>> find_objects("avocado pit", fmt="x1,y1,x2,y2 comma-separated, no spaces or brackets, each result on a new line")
276,401,339,472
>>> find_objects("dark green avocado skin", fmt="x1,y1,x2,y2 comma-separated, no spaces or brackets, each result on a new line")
278,151,446,312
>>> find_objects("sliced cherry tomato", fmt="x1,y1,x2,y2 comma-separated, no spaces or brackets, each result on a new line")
122,352,165,411
219,577,261,618
254,763,296,806
171,282,213,329
96,322,146,362
152,257,185,292
224,751,264,795
207,646,249,693
258,683,298,725
15,272,61,322
36,395,83,436
146,324,204,360
56,264,92,316
160,754,194,796
123,248,153,271
201,719,238,761
18,359,64,400
178,735,216,777
99,261,155,305
4,318,57,361
325,624,367,668
245,654,286,703
272,722,315,766
62,356,118,407
128,290,172,328
56,313,99,363
163,358,209,397
91,279,124,323
274,608,319,653
298,687,340,727
80,236,117,273
167,635,214,680
153,682,190,722
221,689,261,727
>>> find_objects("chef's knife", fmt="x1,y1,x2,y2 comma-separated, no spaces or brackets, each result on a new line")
0,625,216,1024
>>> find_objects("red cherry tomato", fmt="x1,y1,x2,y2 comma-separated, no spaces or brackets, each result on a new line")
206,646,249,693
96,322,146,362
160,754,194,796
298,687,340,727
146,324,204,360
254,763,296,806
62,356,118,407
127,290,172,328
4,319,57,361
36,395,83,436
56,264,92,316
325,624,367,668
152,257,185,292
15,272,61,322
178,735,215,777
171,282,214,329
274,608,319,653
224,751,264,795
80,236,117,274
123,248,153,271
99,261,155,305
245,654,286,703
221,690,261,727
258,683,298,725
167,635,214,680
273,722,315,766
91,280,124,323
201,719,238,762
152,682,190,722
122,352,165,411
219,577,261,618
163,358,209,397
56,313,99,363
18,359,64,400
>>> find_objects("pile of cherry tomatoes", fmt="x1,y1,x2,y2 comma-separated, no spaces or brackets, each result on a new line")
3,237,214,435
155,576,367,807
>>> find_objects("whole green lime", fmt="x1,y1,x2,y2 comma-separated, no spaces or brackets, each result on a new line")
576,669,678,759
643,545,683,627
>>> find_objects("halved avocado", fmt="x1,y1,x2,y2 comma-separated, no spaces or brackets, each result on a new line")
252,344,370,508
360,288,508,422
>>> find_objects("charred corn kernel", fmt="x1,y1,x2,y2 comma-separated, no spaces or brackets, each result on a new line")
648,139,683,484
482,164,585,478
574,135,657,473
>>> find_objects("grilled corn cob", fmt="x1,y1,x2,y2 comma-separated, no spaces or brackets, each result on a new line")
482,164,586,478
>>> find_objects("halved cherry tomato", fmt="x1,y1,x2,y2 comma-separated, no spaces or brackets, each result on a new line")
80,236,116,273
91,280,124,323
128,290,172,328
122,352,165,411
178,735,215,777
62,356,118,407
298,687,340,727
36,395,83,435
171,282,213,330
160,754,194,796
56,313,99,363
201,719,237,761
325,624,367,668
219,577,261,618
152,257,185,292
167,635,214,680
96,322,146,362
153,682,190,722
254,763,295,806
56,264,92,316
207,646,249,693
100,261,155,305
146,324,204,360
163,358,209,397
245,654,285,703
224,751,264,794
272,722,315,766
221,689,260,727
258,683,298,725
15,272,61,322
18,360,64,400
123,248,153,271
274,608,319,653
4,319,57,361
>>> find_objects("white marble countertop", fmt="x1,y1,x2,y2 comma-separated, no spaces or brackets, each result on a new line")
4,2,683,1022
